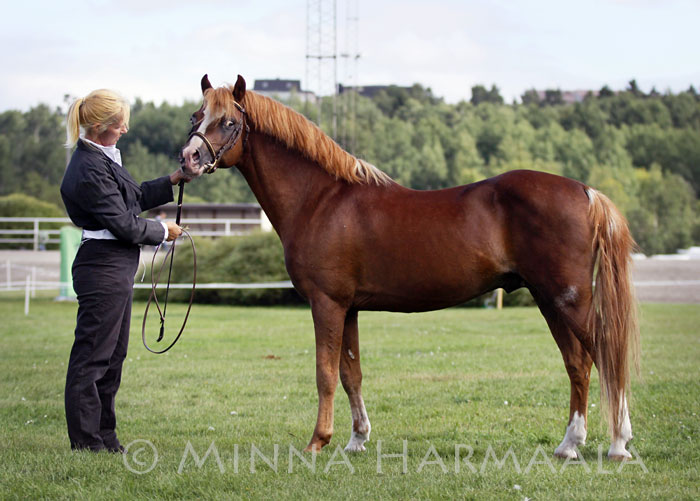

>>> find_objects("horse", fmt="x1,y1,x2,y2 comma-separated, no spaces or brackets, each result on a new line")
180,74,640,460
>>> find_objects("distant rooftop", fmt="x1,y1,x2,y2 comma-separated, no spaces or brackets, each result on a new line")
535,89,599,104
253,79,301,93
339,84,413,98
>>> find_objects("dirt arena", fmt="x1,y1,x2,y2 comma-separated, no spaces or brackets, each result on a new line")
630,256,700,303
1,250,699,304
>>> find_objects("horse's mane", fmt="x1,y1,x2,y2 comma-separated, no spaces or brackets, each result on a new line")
205,86,392,186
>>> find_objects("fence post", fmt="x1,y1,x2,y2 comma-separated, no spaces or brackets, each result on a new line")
496,288,503,310
260,210,273,232
33,219,39,251
25,275,31,315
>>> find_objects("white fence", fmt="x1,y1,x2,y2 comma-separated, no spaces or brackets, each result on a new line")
1,259,294,294
1,260,294,316
0,216,266,251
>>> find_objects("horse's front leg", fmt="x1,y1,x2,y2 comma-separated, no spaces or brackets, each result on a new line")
340,309,371,452
304,295,346,452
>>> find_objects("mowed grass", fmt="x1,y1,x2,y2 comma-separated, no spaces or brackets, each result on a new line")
1,294,699,500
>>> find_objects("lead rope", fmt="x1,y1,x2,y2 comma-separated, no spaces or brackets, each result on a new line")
158,180,185,340
142,179,196,354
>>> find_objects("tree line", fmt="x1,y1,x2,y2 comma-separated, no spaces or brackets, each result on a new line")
1,79,698,255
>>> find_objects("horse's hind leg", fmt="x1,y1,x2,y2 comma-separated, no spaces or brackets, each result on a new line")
339,309,371,452
536,300,594,459
535,286,634,460
305,295,346,452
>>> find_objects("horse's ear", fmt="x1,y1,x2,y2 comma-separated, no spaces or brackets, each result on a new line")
201,74,212,94
233,75,246,102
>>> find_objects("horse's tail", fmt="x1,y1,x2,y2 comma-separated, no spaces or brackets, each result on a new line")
586,188,640,434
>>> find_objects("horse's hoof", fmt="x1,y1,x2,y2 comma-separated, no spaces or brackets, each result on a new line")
303,442,325,453
344,443,367,453
607,444,632,461
553,448,578,460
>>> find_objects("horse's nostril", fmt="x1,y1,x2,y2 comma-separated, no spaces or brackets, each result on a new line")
193,151,200,162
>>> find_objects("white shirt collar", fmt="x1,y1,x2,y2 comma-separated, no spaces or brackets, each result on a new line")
81,136,122,167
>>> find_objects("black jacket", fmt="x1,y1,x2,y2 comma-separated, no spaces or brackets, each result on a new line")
61,140,174,245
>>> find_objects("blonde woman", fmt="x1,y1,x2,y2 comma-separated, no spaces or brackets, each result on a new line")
61,89,189,453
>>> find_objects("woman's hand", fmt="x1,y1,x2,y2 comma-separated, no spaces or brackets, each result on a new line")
165,221,182,241
169,168,193,185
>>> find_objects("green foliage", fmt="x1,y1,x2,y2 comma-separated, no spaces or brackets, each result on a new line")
119,99,194,159
1,81,699,254
0,193,63,217
0,193,64,249
135,232,302,306
470,84,504,106
626,166,696,254
0,105,66,206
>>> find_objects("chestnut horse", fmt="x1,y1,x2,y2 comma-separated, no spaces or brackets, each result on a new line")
180,75,639,460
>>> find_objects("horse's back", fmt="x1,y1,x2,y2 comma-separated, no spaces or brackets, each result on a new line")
490,169,589,208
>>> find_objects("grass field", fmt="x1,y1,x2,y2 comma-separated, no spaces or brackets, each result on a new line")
1,295,699,500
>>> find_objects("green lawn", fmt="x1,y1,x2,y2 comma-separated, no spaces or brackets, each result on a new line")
1,295,699,500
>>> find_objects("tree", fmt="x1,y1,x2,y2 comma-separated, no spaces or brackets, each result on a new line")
627,79,644,98
373,86,411,118
662,91,700,128
543,89,564,106
520,89,540,106
118,100,193,158
567,100,609,139
408,135,449,190
627,166,696,254
451,128,485,185
598,85,615,98
471,84,503,106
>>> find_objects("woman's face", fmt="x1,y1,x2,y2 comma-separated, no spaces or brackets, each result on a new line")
93,119,128,146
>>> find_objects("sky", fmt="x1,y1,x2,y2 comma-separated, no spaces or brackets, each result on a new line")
1,0,698,112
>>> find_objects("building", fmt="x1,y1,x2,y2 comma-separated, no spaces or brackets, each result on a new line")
146,203,271,236
253,79,317,103
535,89,599,104
339,84,413,98
253,79,413,102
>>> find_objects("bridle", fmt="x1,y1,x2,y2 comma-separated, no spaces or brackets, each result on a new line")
142,100,249,354
186,100,249,174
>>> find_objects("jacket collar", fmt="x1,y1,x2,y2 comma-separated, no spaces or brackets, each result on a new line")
77,139,140,190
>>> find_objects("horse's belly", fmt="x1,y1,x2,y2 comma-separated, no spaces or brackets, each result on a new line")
353,263,498,312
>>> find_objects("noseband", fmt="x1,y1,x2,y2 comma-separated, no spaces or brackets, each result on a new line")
187,101,249,175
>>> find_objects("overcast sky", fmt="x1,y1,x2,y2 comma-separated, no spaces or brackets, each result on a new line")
1,0,698,112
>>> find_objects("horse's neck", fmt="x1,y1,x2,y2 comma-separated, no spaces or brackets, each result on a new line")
237,133,340,239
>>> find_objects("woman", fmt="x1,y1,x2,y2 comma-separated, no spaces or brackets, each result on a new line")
61,89,189,452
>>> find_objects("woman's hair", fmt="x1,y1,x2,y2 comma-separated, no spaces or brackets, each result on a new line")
65,89,130,148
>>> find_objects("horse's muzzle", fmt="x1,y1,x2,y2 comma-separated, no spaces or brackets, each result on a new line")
180,140,210,178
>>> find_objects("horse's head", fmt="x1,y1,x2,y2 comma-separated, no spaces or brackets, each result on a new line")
180,74,248,177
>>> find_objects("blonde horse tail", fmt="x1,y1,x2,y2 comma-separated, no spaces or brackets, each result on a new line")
587,188,640,435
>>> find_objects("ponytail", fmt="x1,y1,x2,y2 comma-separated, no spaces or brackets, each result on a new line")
65,97,84,148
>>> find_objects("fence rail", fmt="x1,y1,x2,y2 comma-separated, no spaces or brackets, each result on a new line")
0,217,264,250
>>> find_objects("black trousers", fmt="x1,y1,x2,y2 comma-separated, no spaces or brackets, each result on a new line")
65,239,140,451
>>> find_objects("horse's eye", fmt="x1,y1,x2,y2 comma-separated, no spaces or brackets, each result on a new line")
189,116,196,125
225,120,235,128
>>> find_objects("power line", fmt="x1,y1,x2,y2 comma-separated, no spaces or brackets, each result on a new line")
305,0,338,137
